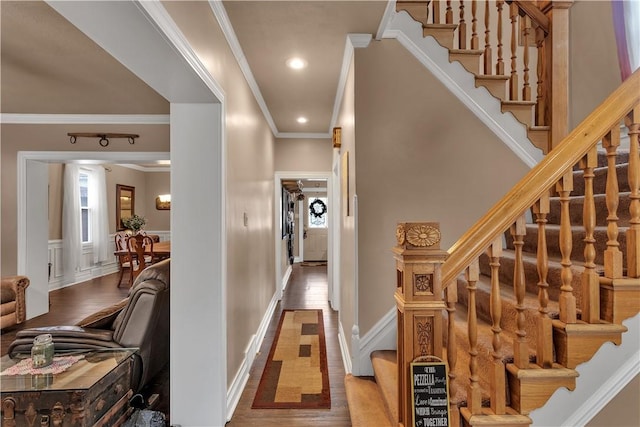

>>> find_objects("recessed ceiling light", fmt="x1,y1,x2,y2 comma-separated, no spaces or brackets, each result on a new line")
297,117,308,124
286,57,307,70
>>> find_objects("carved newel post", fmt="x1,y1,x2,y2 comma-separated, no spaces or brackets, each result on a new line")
393,222,448,427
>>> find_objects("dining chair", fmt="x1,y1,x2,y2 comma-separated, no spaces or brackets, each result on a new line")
128,234,155,283
114,232,134,287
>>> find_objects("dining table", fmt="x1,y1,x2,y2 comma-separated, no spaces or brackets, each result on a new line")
114,240,171,259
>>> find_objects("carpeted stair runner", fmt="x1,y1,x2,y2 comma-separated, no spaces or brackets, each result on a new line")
344,148,632,423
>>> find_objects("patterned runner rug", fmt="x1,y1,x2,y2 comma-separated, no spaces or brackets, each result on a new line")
252,309,331,409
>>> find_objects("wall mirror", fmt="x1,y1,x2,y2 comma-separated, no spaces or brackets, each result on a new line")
116,184,135,230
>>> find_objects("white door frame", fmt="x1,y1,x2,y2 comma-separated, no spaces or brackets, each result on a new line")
274,171,335,308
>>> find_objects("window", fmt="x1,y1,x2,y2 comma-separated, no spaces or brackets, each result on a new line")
308,197,328,228
79,172,90,243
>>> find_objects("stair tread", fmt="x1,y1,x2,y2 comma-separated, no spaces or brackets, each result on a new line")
502,100,536,106
371,350,399,424
450,49,484,55
344,374,394,427
476,74,510,81
423,23,458,30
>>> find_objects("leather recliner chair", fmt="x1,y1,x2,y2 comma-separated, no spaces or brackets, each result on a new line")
1,276,30,330
8,259,170,392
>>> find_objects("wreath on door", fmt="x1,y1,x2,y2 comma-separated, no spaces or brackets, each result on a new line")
309,199,327,218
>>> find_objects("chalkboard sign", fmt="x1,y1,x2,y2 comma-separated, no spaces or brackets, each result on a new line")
410,359,450,427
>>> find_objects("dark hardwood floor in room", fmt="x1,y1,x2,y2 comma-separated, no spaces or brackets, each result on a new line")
1,264,351,426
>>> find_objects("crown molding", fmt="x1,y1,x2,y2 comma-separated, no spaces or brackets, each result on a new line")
0,114,170,125
208,0,279,136
276,132,331,139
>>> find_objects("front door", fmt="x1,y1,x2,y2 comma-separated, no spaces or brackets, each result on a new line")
304,195,328,261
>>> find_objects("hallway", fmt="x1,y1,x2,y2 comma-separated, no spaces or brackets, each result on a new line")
226,263,351,426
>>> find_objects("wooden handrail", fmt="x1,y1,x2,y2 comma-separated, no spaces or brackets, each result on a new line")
442,69,640,287
512,0,549,34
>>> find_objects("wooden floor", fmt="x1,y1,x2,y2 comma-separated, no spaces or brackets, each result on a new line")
1,264,352,426
227,263,351,426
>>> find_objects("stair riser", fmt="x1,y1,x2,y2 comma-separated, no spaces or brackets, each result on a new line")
475,77,508,101
547,193,632,227
600,278,640,324
456,277,549,346
506,365,577,415
450,52,481,74
571,163,630,196
478,252,584,308
552,320,625,369
506,225,628,267
501,104,534,127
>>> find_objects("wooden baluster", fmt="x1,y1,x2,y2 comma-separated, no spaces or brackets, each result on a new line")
445,283,458,405
627,107,640,277
459,1,467,49
603,127,623,279
581,147,600,323
509,2,519,101
446,0,453,25
433,0,441,24
487,238,505,414
533,193,553,368
496,0,505,75
466,260,482,415
558,174,578,323
484,0,492,75
535,25,547,128
471,0,478,50
510,215,529,368
522,15,531,102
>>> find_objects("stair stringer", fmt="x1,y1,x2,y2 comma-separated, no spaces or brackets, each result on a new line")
381,10,543,168
529,313,640,426
345,307,398,376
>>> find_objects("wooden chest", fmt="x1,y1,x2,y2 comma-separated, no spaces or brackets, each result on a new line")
1,349,135,427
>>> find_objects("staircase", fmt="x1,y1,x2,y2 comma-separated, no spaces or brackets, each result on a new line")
345,148,638,426
345,1,640,426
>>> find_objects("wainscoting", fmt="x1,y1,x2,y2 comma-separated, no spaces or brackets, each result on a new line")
47,230,171,290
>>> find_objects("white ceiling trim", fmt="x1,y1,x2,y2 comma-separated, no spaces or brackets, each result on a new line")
136,1,225,103
329,34,372,132
45,0,216,104
208,0,278,136
276,132,331,139
0,114,170,125
376,0,398,41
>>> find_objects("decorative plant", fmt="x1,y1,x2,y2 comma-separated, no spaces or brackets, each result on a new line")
122,214,147,233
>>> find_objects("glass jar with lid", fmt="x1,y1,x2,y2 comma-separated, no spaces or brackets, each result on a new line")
31,333,54,368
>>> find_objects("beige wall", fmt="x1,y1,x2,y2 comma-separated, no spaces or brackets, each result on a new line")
0,123,169,275
354,39,531,335
163,1,276,388
587,374,640,427
46,163,169,240
274,138,332,171
570,0,622,128
142,170,171,232
337,53,357,355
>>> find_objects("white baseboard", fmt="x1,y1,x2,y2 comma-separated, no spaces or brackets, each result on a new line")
226,291,279,421
352,308,397,376
281,264,293,292
338,320,352,374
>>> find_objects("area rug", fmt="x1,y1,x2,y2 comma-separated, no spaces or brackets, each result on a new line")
252,309,331,409
300,261,327,267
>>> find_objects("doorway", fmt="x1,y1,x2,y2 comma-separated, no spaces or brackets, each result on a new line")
274,171,335,307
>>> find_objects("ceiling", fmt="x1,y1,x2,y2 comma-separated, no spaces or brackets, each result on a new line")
1,0,388,136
